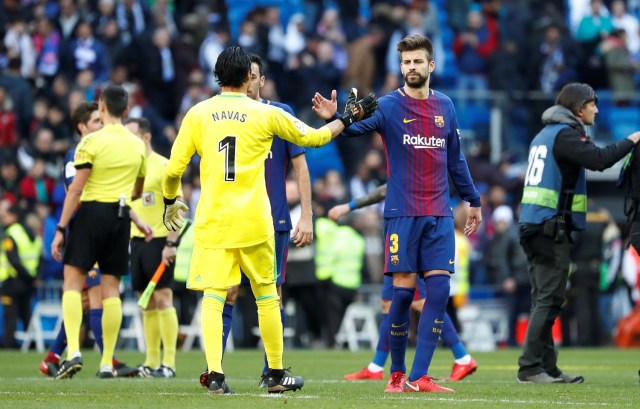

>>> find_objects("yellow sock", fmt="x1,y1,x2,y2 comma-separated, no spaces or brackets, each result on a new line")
100,297,122,367
252,282,283,370
158,307,178,369
201,289,226,373
62,290,82,359
142,309,161,368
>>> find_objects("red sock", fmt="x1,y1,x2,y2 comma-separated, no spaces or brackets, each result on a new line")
112,358,120,366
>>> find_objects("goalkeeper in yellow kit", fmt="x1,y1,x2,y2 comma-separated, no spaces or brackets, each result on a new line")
162,46,377,394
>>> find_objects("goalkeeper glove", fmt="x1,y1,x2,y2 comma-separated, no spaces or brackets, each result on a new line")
339,93,378,128
163,197,189,231
344,88,358,114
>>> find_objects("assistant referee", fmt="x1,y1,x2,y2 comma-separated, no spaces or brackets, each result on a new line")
125,117,181,378
51,84,147,379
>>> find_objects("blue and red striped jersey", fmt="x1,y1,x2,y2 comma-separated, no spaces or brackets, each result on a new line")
344,88,480,217
263,99,305,231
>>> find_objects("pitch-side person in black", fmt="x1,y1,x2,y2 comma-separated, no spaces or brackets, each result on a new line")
517,82,640,384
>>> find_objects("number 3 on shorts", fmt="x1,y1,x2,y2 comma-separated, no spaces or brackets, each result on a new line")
389,233,399,254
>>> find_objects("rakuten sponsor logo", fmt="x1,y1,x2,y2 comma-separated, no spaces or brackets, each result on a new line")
402,134,446,149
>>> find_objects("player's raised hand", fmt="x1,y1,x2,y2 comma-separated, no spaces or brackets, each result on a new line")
339,93,378,128
312,90,337,120
328,203,350,222
163,198,189,231
464,206,482,235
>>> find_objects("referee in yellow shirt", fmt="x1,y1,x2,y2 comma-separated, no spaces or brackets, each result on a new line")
162,46,377,394
125,117,181,378
51,84,147,379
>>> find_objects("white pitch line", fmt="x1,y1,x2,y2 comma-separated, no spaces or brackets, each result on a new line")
0,390,631,406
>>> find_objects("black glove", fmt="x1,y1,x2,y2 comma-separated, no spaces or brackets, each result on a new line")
339,92,378,128
344,88,358,114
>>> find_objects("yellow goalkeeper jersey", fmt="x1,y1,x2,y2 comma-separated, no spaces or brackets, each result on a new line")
164,92,331,248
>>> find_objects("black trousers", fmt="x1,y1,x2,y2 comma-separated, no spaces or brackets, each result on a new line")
518,228,571,377
507,283,532,347
2,285,33,348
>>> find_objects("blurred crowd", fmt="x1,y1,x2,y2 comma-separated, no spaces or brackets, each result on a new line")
1,0,640,350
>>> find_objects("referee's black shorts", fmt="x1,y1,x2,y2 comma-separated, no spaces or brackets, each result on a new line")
130,237,175,292
64,202,130,276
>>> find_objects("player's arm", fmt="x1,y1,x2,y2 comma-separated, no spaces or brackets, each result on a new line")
162,229,180,265
272,92,377,147
446,118,482,235
163,114,194,230
291,153,313,247
129,209,154,241
311,89,382,136
132,148,147,201
164,112,197,200
131,177,145,201
51,167,90,261
328,184,387,221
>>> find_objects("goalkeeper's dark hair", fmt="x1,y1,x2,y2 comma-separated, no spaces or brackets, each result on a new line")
555,82,598,115
100,84,128,117
214,46,251,87
124,117,152,136
248,53,264,77
71,101,98,133
397,35,434,61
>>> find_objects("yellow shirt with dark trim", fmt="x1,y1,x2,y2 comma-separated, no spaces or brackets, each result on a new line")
164,92,331,249
130,151,182,239
74,124,147,203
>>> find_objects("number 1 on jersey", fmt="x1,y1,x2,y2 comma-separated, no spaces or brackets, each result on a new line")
219,136,237,181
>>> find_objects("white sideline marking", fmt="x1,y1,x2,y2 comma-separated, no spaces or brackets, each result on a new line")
2,378,633,407
0,390,631,406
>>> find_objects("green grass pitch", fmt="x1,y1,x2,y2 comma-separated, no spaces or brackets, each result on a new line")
0,348,637,408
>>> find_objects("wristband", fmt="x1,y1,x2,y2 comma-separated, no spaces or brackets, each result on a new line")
164,197,176,205
348,200,358,210
165,240,177,248
56,225,66,234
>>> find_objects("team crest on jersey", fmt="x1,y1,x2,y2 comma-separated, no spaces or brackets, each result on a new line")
434,115,444,128
390,255,399,265
142,192,155,206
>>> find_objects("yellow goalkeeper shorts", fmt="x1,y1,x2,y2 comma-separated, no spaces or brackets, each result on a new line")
186,238,276,291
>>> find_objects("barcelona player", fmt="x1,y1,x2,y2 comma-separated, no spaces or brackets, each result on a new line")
328,185,477,382
312,34,481,393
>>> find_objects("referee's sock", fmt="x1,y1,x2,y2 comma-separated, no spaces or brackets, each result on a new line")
158,307,178,369
100,297,122,368
142,309,161,369
62,290,83,359
202,289,227,373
